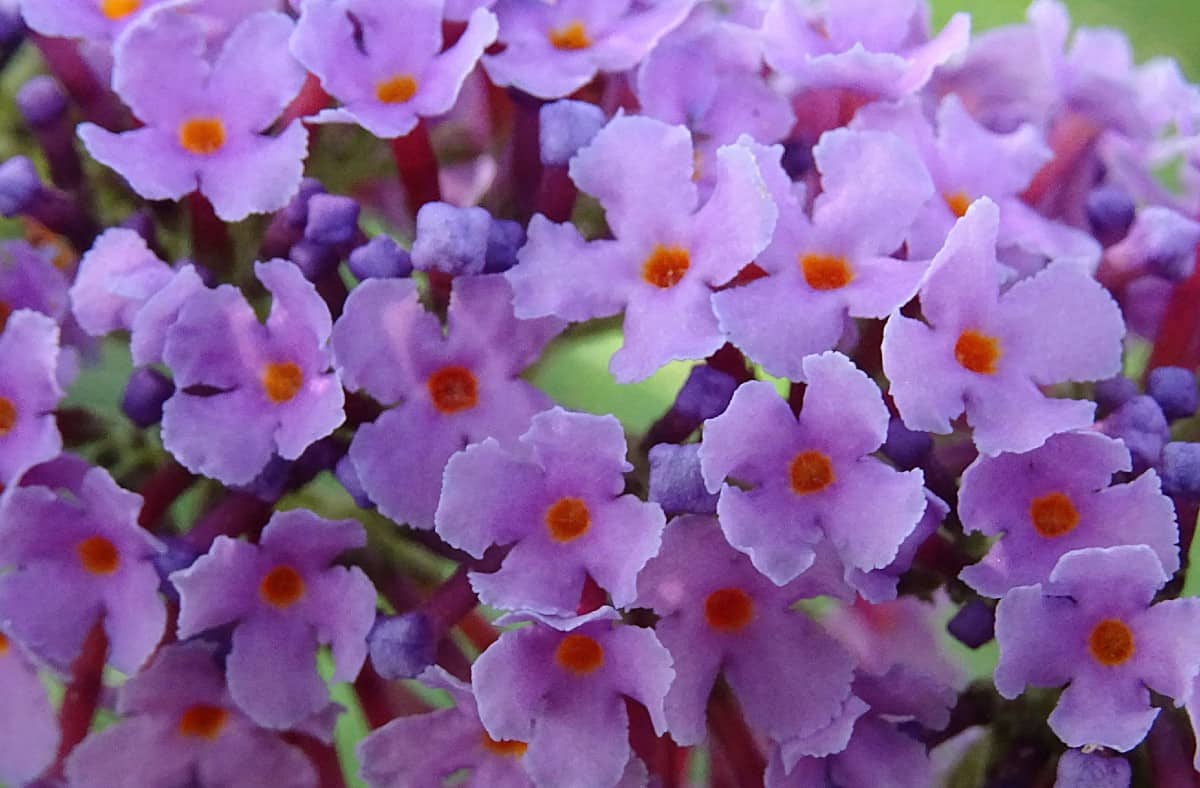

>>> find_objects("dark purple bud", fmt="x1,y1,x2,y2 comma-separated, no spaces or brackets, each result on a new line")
648,443,718,516
1094,375,1139,418
1055,750,1131,788
1100,395,1170,474
781,141,813,180
539,99,606,167
153,538,200,603
484,218,525,274
289,239,338,279
1161,442,1200,499
368,612,437,680
947,599,995,649
16,76,68,129
1085,184,1135,248
1108,206,1200,282
0,156,40,216
883,417,933,470
675,365,738,423
348,235,412,280
121,368,174,428
411,202,491,275
281,178,327,229
1146,366,1198,422
304,193,360,247
336,454,373,509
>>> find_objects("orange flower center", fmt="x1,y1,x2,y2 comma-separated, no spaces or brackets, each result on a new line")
259,565,305,609
262,361,303,404
481,734,528,758
548,21,591,50
178,117,226,155
789,450,835,495
0,396,15,437
954,330,1001,375
944,192,971,218
554,633,604,676
799,253,854,291
101,0,141,20
178,704,229,740
1029,492,1080,538
77,535,120,575
427,366,479,414
704,588,754,632
0,632,9,656
545,497,590,543
375,75,419,104
1088,619,1135,667
642,245,691,289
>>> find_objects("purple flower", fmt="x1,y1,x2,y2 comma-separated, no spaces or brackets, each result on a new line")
0,626,58,786
19,0,173,43
958,431,1178,598
291,0,498,139
0,239,69,331
160,259,344,485
881,198,1125,456
995,545,1200,751
0,310,62,490
482,0,695,100
334,273,561,530
711,130,934,381
761,0,970,100
699,352,927,588
358,666,535,788
64,643,325,788
436,407,665,615
766,713,932,788
472,607,673,788
507,114,776,382
635,516,855,746
0,465,165,673
170,509,377,729
78,9,308,221
69,227,174,337
1054,749,1131,788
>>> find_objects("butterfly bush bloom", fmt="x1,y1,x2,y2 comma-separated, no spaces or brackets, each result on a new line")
291,0,498,139
65,643,323,788
700,352,927,588
0,625,58,786
483,0,695,99
436,407,665,615
958,431,1179,597
358,666,536,788
882,198,1125,456
712,130,933,381
508,115,776,382
170,509,377,729
69,227,174,337
635,516,855,746
0,465,165,673
472,608,673,788
160,259,343,485
78,8,308,221
0,310,63,489
995,545,1200,751
0,239,69,331
335,274,561,530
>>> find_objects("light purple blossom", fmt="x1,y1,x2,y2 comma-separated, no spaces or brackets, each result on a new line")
78,8,308,221
699,352,927,588
291,0,498,139
69,227,174,337
0,310,63,491
882,198,1125,456
0,239,69,330
508,114,776,382
0,625,58,786
160,259,344,485
436,407,665,615
995,545,1200,751
170,509,377,729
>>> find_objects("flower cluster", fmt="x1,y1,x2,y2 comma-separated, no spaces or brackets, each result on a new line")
0,0,1199,786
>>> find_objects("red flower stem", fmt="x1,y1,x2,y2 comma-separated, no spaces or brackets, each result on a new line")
32,35,124,130
706,343,755,384
354,663,430,729
279,73,331,128
183,491,276,551
187,193,232,275
1147,711,1195,788
509,93,543,222
1146,251,1200,375
534,164,577,223
1021,113,1099,212
390,121,442,213
137,461,194,531
707,685,765,788
283,734,348,788
48,621,108,778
